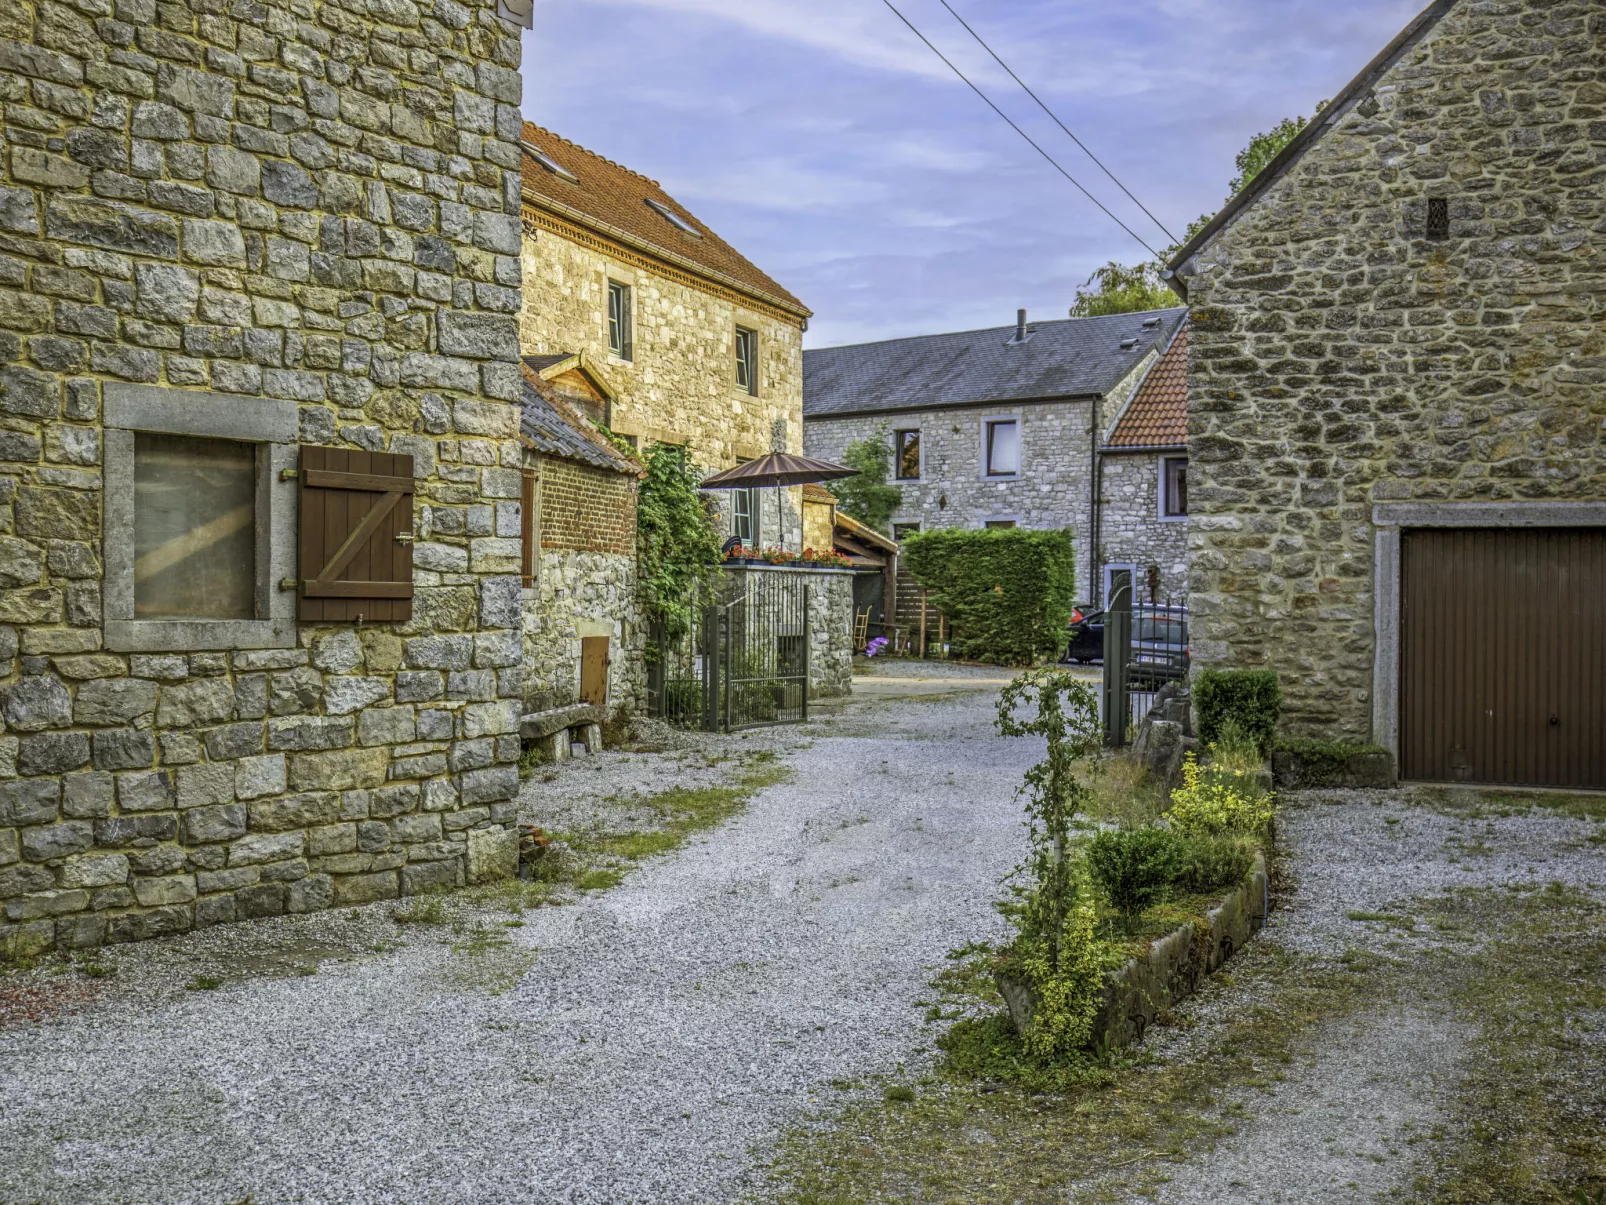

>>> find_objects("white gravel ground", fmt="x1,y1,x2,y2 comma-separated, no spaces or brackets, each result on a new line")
0,667,1026,1205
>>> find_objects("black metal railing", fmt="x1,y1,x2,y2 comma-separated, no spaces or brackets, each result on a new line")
1102,575,1189,746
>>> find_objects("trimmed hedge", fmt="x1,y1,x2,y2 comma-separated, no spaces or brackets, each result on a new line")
901,528,1077,666
1194,669,1282,752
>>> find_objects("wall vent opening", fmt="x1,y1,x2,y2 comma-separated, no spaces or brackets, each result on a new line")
1426,197,1450,241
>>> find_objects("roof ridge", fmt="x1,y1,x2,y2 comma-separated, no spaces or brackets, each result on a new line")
807,307,1187,354
521,121,663,191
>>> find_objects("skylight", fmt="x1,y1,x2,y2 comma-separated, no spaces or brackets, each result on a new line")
645,197,702,238
522,141,577,183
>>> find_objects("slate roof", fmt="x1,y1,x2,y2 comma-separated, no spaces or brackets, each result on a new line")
520,362,640,476
803,308,1187,419
520,122,810,320
1166,0,1460,295
1107,323,1188,448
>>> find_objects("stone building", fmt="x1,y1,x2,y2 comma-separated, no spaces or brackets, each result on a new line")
803,308,1186,603
1166,0,1606,788
516,362,643,757
515,122,813,554
1098,321,1190,605
0,0,529,958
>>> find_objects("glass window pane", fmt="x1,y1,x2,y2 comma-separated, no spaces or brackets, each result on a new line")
987,420,1019,476
134,432,256,620
896,430,920,480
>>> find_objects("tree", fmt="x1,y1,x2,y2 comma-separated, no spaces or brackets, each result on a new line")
826,430,901,534
1068,261,1179,318
1227,105,1323,196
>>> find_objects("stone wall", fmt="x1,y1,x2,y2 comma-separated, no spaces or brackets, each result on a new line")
804,401,1101,601
520,452,643,718
1173,0,1606,739
1099,453,1189,603
0,0,526,958
719,564,853,699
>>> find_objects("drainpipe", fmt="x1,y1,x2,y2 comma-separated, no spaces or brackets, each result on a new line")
1090,402,1102,606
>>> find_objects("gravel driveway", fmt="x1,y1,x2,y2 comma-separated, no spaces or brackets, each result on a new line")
0,666,1030,1205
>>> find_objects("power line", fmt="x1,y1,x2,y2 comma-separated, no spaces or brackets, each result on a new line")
878,0,1160,259
936,0,1178,246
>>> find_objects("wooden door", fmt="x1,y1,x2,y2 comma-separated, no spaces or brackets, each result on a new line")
1399,527,1606,788
580,636,610,706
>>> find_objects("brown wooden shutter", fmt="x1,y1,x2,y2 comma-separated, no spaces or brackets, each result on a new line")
297,446,415,623
520,467,537,588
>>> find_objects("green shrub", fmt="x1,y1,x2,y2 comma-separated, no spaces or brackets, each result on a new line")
1208,718,1265,775
1085,826,1183,916
1167,753,1275,838
638,444,722,643
1174,835,1256,894
1194,668,1282,751
826,426,902,534
902,528,1077,665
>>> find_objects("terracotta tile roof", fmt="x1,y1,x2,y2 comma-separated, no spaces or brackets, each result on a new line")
801,483,837,504
520,122,810,321
1106,323,1188,448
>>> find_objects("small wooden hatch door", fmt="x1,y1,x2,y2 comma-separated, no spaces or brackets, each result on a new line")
580,636,610,705
297,447,416,623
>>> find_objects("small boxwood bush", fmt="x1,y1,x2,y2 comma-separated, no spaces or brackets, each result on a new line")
901,528,1076,665
1085,826,1183,917
1174,835,1256,894
1194,668,1282,752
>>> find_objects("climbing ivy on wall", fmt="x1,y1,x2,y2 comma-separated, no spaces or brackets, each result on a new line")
637,444,722,642
902,528,1078,665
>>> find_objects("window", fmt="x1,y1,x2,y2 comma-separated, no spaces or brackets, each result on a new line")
892,522,921,542
103,384,298,651
1161,456,1188,519
984,418,1020,478
607,280,633,361
1426,197,1449,241
894,429,921,481
522,141,578,183
731,487,758,546
735,326,758,396
645,197,702,238
984,519,1017,530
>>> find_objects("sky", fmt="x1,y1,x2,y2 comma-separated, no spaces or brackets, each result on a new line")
520,0,1424,349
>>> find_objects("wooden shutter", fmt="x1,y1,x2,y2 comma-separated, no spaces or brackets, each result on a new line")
297,446,415,623
520,467,537,588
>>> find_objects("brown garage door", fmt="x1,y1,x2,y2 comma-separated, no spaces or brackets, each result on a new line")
1400,527,1606,789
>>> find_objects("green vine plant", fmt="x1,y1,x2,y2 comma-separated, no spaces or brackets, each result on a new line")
636,443,723,646
995,668,1117,1059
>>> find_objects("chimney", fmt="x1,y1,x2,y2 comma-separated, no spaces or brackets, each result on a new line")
1015,308,1027,343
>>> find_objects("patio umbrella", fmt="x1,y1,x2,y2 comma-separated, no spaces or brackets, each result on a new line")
698,452,859,490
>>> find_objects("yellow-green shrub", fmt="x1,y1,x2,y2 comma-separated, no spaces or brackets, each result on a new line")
1166,753,1274,838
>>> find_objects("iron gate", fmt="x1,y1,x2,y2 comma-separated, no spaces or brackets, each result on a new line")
648,572,812,730
1102,574,1190,746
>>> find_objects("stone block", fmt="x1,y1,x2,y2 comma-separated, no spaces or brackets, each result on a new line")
132,874,196,907
117,770,175,813
196,867,259,894
390,813,442,843
93,728,156,770
8,890,90,920
332,869,398,905
248,792,339,832
401,858,460,896
458,764,519,805
3,676,72,732
308,823,356,856
74,677,157,726
194,894,236,928
324,676,391,715
358,706,415,746
157,678,235,727
288,874,335,913
288,748,388,792
55,913,107,950
235,754,287,800
369,784,420,819
310,629,363,673
183,803,247,845
63,772,115,818
177,762,235,809
19,731,91,775
267,715,353,751
95,813,177,847
228,831,305,867
203,723,263,761
59,853,129,889
465,825,517,886
1,778,61,827
235,882,288,918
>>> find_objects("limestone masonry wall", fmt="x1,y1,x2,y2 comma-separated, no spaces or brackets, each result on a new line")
0,0,527,957
1100,454,1189,602
1176,0,1606,739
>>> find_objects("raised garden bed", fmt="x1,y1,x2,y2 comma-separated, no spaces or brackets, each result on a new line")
997,855,1270,1049
1271,740,1395,790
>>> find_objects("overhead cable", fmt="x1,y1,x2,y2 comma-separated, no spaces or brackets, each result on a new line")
937,0,1178,245
877,0,1161,259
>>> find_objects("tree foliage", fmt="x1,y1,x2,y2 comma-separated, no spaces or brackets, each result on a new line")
825,429,901,534
1067,260,1179,318
636,443,722,642
901,528,1077,666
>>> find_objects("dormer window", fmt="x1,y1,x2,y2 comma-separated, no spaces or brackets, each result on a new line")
523,142,577,183
646,198,702,238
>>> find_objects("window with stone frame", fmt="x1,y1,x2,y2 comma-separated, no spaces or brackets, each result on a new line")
102,385,298,652
1161,456,1188,519
731,486,757,545
607,280,633,360
894,429,921,481
892,522,922,542
735,326,759,396
984,418,1020,478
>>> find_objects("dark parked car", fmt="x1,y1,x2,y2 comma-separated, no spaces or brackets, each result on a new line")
1062,605,1190,684
1064,610,1105,664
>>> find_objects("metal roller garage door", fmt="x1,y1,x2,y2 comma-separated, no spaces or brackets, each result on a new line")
1399,527,1606,789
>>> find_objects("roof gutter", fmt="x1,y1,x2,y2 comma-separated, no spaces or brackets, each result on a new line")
522,189,814,324
1162,0,1461,299
803,392,1103,423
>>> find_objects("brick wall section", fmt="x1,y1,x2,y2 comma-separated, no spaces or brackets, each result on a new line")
537,456,635,555
1174,0,1606,739
0,0,527,957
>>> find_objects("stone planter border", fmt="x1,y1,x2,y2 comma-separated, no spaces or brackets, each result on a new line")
998,855,1270,1050
1271,747,1395,790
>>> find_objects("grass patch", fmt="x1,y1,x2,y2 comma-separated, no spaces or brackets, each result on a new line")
576,868,625,891
1414,786,1606,822
1078,755,1168,829
392,893,451,925
186,976,222,992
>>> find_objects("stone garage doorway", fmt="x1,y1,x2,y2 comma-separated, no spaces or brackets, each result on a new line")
1374,503,1606,790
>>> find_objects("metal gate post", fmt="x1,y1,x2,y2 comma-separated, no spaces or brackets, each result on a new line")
704,604,720,733
801,581,812,722
1103,576,1132,746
